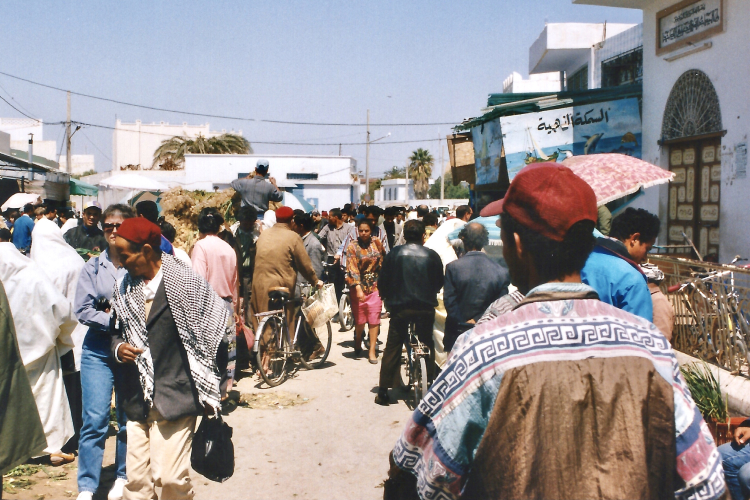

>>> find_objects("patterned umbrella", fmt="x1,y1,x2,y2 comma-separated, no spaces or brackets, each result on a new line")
561,153,674,206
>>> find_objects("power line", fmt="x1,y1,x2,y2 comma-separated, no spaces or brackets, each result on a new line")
0,70,459,127
0,81,37,119
0,94,39,122
79,129,112,164
73,120,442,146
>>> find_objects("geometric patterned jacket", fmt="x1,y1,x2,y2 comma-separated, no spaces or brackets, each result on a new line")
392,282,725,500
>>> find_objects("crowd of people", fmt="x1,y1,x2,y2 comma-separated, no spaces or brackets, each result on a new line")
0,157,747,500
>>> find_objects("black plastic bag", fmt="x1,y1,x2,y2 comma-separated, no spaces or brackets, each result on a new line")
191,414,234,482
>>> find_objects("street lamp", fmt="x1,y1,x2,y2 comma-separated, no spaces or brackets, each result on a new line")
365,116,390,203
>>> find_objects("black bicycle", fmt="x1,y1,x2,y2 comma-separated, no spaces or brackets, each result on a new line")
398,311,434,405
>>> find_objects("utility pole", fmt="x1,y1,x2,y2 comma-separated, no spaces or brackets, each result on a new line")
66,91,72,174
405,161,409,208
365,109,370,204
439,134,444,204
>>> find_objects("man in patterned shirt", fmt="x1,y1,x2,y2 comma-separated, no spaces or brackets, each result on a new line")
386,163,725,500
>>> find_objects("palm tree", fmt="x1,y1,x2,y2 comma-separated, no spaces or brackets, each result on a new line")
152,133,252,169
408,148,433,199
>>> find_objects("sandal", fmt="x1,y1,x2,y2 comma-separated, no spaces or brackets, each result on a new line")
49,451,75,466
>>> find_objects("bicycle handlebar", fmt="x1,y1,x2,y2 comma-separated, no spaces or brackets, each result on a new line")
667,283,682,293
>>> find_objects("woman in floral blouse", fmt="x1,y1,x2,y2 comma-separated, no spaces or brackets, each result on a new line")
346,218,385,363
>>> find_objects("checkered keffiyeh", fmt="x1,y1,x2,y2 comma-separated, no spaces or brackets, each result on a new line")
111,254,231,410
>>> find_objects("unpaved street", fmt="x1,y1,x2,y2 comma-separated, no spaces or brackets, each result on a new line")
197,318,410,499
8,319,412,500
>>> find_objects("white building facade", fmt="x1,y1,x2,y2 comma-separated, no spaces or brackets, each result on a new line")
0,117,57,162
112,120,242,171
575,0,748,262
58,155,96,176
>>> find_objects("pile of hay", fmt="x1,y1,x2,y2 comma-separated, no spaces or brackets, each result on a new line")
160,187,239,253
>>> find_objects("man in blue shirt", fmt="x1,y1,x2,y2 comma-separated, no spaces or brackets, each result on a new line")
230,159,283,219
11,203,35,254
581,207,660,322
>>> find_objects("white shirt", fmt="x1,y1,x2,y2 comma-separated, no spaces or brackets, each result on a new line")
173,247,192,267
143,265,164,301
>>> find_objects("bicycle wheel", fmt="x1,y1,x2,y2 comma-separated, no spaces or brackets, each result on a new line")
256,316,291,387
339,293,354,331
297,317,333,369
412,357,428,403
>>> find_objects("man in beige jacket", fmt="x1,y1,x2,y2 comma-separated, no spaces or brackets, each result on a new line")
250,207,322,334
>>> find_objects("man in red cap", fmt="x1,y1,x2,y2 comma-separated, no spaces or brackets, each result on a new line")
251,206,325,365
385,163,724,500
108,217,231,500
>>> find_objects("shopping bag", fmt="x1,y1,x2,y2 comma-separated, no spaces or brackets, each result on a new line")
191,414,234,483
301,284,338,329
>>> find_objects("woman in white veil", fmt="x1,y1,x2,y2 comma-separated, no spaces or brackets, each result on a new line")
31,216,88,458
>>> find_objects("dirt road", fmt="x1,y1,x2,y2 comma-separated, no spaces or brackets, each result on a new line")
6,319,413,500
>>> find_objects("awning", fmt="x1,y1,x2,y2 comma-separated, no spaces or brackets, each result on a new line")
69,177,98,196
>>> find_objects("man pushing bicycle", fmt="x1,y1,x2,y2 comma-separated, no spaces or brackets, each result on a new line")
375,220,444,406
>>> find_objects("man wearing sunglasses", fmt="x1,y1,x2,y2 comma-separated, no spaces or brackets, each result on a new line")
64,201,108,257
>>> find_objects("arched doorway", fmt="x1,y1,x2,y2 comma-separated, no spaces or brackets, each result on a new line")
662,70,723,261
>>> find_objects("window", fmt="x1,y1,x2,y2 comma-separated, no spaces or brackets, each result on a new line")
601,48,643,88
568,65,588,91
287,173,318,180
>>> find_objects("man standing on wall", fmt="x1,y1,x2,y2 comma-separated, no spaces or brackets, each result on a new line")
231,159,283,219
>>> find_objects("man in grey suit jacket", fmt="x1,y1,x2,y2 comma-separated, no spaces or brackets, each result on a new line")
293,212,325,288
443,222,510,353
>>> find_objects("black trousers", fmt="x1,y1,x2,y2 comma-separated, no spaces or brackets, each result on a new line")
379,309,435,389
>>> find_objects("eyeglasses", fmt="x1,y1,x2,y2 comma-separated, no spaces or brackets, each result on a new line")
102,223,121,230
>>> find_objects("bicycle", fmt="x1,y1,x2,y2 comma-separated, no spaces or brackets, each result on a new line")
668,260,750,372
254,284,333,387
323,260,355,331
396,311,433,406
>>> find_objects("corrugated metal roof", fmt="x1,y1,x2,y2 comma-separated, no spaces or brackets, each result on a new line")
455,84,642,131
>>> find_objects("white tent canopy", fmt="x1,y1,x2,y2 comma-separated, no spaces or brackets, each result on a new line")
97,174,168,191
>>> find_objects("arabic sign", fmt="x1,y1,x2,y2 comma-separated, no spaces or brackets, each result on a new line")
499,98,642,181
471,118,504,186
657,0,724,55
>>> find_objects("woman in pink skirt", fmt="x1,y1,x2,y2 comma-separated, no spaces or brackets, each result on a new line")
345,218,385,364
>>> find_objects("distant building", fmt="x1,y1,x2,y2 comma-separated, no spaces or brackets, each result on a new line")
0,117,57,162
373,178,436,203
528,22,640,91
503,72,561,94
88,154,358,212
58,155,96,176
112,119,242,171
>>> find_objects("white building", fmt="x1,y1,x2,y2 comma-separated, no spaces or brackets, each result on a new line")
373,178,438,204
575,0,747,262
58,155,96,176
87,154,358,212
503,71,562,94
0,117,57,162
112,120,242,171
529,22,639,90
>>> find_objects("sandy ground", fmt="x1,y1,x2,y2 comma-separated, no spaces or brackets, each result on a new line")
6,318,414,500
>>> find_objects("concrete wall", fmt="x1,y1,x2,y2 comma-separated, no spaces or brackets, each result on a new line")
183,154,357,211
629,0,750,263
58,154,96,175
502,71,561,94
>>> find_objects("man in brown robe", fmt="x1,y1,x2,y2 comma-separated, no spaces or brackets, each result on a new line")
250,207,321,333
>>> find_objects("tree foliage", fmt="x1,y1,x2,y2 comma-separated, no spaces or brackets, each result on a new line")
427,170,470,199
382,166,406,179
408,148,433,200
152,133,252,170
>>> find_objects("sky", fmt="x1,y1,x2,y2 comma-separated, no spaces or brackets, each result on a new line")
0,0,642,178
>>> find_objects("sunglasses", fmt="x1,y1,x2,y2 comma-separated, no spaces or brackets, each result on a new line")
102,223,121,230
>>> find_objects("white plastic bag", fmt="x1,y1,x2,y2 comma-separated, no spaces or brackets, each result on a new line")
301,284,338,329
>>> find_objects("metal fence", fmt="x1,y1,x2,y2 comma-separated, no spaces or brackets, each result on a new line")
647,255,750,375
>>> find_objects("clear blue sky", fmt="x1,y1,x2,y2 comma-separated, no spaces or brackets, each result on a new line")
1,0,641,177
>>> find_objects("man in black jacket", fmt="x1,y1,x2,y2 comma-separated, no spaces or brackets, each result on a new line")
109,218,229,500
443,222,510,353
63,201,108,255
376,220,443,406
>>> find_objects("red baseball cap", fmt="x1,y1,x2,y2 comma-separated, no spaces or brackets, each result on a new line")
480,163,597,242
116,217,162,249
